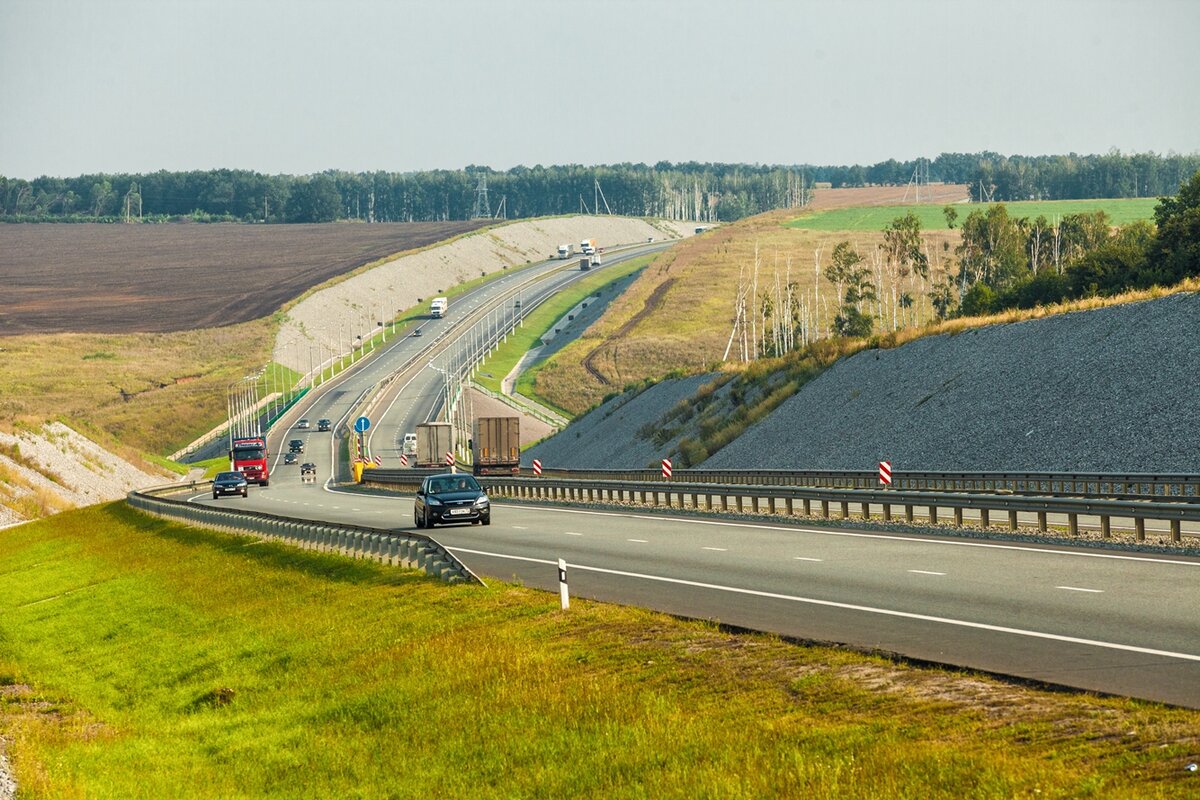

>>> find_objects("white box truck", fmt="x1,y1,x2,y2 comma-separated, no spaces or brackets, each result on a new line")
430,297,448,318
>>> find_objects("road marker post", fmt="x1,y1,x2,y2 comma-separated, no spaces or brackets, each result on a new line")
879,460,892,487
533,459,542,477
446,451,455,472
558,558,569,610
662,458,673,479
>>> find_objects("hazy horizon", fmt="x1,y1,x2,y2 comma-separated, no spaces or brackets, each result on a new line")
3,0,1198,180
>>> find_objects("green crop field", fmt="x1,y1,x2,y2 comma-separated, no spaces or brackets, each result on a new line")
1,504,1198,798
786,198,1161,232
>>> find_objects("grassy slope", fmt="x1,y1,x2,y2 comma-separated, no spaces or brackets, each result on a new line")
1,505,1197,798
532,211,959,416
786,198,1160,232
474,255,652,396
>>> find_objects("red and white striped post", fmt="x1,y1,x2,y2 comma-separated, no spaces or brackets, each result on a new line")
446,451,455,472
399,454,408,467
532,459,542,477
662,458,673,479
879,460,893,487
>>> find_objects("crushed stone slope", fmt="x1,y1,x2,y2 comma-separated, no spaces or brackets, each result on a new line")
524,374,714,470
530,293,1200,473
707,292,1200,472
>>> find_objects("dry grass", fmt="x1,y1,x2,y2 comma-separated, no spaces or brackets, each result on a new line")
533,209,958,415
0,322,273,457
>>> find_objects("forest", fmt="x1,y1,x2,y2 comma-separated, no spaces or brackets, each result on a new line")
1,151,1197,225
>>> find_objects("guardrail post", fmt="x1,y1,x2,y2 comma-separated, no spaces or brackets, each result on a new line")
1100,516,1110,538
1008,510,1018,530
929,505,938,525
803,498,811,516
861,501,870,520
751,496,759,514
784,497,793,516
1068,513,1078,537
822,500,830,519
979,508,989,529
1037,511,1047,533
840,500,849,520
720,493,728,512
1171,519,1182,543
882,502,891,522
1135,518,1145,542
953,507,963,527
736,495,744,513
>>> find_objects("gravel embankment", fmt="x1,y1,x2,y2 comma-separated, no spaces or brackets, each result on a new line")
524,374,715,470
532,293,1200,474
274,216,694,374
709,293,1200,472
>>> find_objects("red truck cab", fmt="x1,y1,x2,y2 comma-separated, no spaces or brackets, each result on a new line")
231,436,270,486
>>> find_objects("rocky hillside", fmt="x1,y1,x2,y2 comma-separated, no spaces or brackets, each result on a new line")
528,292,1200,473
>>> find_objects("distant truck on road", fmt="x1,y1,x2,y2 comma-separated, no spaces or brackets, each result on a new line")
416,422,453,468
579,257,591,271
580,238,597,255
230,436,269,486
556,243,573,259
472,416,520,475
430,297,448,318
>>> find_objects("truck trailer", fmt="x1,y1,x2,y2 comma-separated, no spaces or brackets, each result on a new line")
416,422,454,468
556,243,573,259
580,238,597,255
471,416,520,475
430,297,448,318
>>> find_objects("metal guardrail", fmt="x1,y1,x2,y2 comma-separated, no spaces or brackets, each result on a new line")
360,470,1200,543
530,468,1200,502
127,483,483,585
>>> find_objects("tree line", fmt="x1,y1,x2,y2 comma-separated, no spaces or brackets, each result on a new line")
818,169,1200,339
3,150,1197,224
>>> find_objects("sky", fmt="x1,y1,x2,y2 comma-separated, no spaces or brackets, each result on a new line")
3,0,1199,179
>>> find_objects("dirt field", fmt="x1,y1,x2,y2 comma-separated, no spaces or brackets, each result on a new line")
809,183,970,209
0,221,491,335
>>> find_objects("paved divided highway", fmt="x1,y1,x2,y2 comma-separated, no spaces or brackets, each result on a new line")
189,242,1200,709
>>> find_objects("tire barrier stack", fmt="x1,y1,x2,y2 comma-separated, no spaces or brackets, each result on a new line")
127,484,483,585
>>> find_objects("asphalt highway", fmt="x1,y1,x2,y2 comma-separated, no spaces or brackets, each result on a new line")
188,240,1200,709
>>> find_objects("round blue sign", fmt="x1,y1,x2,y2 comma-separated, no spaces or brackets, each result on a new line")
354,416,371,433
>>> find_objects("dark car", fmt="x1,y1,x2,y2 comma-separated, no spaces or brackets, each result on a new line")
300,462,317,483
411,328,423,337
414,472,490,528
283,452,298,465
288,439,304,453
317,419,332,432
212,471,248,499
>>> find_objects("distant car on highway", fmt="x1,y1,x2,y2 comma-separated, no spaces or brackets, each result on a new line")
411,328,423,337
297,419,310,429
300,462,317,483
414,472,490,528
317,418,332,431
212,471,248,499
288,439,304,453
284,452,298,465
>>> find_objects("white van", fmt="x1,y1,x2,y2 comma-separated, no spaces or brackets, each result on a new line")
402,433,418,456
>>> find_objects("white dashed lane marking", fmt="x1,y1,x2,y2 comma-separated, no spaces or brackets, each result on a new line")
1057,586,1104,593
563,531,583,536
628,538,648,543
512,525,528,530
908,570,946,576
794,557,824,562
702,547,728,552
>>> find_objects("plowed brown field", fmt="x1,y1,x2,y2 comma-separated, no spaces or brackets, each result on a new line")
0,221,490,335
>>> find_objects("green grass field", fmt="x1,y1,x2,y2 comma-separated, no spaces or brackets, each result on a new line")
1,504,1198,798
785,198,1161,231
473,255,652,397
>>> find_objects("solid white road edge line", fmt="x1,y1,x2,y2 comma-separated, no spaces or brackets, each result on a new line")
445,546,1200,663
489,504,1200,567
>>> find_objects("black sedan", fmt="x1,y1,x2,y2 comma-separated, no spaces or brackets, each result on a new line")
283,452,298,465
317,419,332,431
212,471,249,499
414,473,490,528
288,439,304,453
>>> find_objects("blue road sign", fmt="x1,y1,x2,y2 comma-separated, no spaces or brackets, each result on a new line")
354,416,371,433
